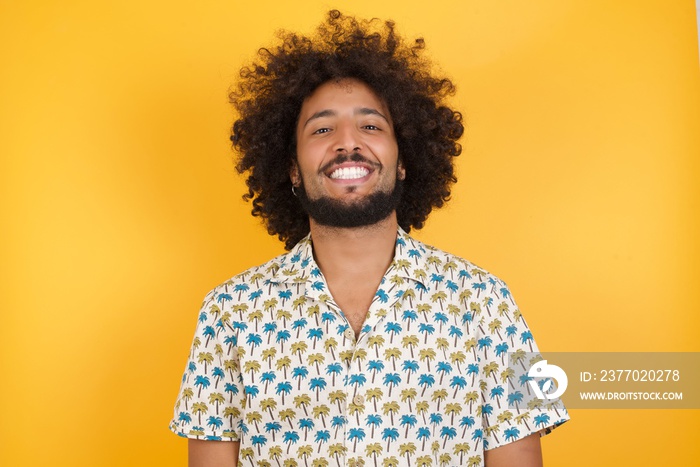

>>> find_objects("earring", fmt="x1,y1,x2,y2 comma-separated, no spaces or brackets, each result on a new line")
292,186,298,197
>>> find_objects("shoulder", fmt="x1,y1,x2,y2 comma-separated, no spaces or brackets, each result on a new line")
201,246,304,303
400,233,509,289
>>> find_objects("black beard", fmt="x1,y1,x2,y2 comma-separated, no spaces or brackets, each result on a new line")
296,178,403,228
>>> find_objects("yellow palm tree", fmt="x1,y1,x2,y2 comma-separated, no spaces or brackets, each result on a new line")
293,394,311,416
297,445,313,462
399,442,417,464
453,442,470,464
488,318,503,340
418,348,436,372
366,387,384,412
382,457,399,467
382,401,400,425
483,361,500,384
416,401,429,424
432,389,448,411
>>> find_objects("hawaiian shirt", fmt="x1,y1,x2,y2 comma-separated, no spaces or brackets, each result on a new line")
170,229,569,466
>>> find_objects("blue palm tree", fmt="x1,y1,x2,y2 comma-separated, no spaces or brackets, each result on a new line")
418,323,436,343
495,342,509,363
194,375,210,397
402,309,418,328
382,372,401,397
203,326,216,345
326,363,343,384
298,418,315,440
212,367,225,387
436,361,453,384
310,267,321,277
349,374,366,389
400,414,418,436
224,382,238,402
207,416,224,431
188,361,197,374
232,321,248,332
233,284,249,300
251,434,267,454
290,252,301,263
315,429,331,448
381,427,399,450
307,327,324,347
445,280,459,294
504,427,520,442
244,384,259,405
408,248,422,261
331,416,346,436
278,289,292,305
477,336,493,358
534,414,551,427
471,428,483,449
507,391,524,409
417,426,431,449
449,325,464,345
248,289,263,307
430,273,445,285
292,318,308,337
263,322,277,343
375,289,389,303
458,268,472,283
245,333,262,354
505,325,517,344
276,329,291,352
490,385,505,408
433,312,449,329
415,282,427,299
265,421,282,441
292,366,309,389
440,426,457,448
178,411,192,426
401,360,419,383
320,311,336,328
384,321,402,342
520,330,534,351
348,427,366,449
449,375,467,398
368,359,385,383
217,292,233,306
466,363,479,385
198,311,207,322
472,281,486,297
261,371,276,390
365,414,383,436
283,431,300,453
459,415,475,436
311,281,325,291
309,377,327,399
429,412,443,435
418,373,435,397
275,381,293,404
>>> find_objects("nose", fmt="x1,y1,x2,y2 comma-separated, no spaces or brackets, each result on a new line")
335,123,362,153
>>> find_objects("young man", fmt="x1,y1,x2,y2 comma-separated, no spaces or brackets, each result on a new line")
170,11,568,467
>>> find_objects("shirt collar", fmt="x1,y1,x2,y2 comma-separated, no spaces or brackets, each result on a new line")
270,227,430,291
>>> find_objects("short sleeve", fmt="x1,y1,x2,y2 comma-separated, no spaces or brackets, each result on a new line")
475,276,569,450
169,288,245,441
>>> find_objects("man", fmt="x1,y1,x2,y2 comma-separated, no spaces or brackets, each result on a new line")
170,11,568,467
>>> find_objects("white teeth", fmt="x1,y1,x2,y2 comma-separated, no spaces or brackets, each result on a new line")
329,166,369,180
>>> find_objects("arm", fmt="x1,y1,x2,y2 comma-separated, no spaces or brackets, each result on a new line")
188,440,240,467
484,433,543,467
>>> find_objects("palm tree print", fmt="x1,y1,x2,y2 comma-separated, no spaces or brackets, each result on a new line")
170,229,568,466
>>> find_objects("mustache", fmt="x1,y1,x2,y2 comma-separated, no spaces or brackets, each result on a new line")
319,152,381,174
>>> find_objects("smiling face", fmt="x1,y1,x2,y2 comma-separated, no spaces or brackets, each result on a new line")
292,79,405,228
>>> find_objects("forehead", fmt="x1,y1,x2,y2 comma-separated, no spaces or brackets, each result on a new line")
298,79,391,120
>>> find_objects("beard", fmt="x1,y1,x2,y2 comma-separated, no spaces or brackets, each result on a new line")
296,177,403,228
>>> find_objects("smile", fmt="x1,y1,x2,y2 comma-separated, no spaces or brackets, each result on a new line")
328,166,370,180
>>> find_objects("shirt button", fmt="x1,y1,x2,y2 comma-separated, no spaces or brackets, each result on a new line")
344,328,354,340
353,395,365,406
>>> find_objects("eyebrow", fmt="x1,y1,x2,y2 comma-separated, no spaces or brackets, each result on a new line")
302,107,390,128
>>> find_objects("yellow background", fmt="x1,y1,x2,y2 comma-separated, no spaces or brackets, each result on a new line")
1,0,698,465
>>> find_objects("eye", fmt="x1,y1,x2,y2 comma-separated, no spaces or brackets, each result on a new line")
363,124,380,131
313,128,331,135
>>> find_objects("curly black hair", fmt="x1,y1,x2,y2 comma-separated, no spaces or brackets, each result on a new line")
230,10,463,250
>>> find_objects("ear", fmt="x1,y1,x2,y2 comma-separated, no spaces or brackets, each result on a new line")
290,161,300,187
397,160,406,181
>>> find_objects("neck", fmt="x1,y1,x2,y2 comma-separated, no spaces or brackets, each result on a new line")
308,213,399,278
